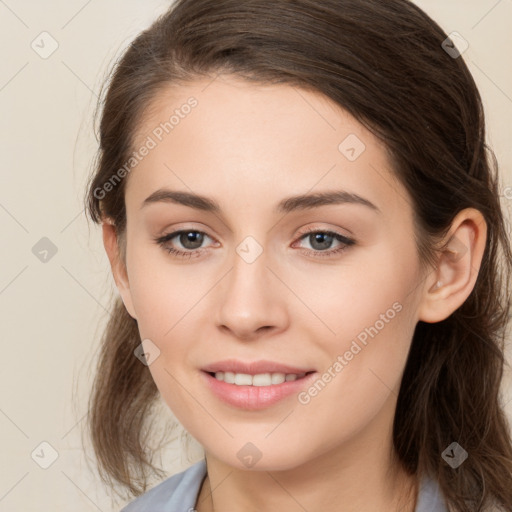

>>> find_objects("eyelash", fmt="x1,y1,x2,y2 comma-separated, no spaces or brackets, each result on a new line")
154,226,356,260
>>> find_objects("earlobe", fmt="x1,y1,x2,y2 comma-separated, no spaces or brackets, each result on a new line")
417,208,487,324
101,219,138,320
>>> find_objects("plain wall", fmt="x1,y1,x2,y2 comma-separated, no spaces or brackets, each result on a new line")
0,1,511,510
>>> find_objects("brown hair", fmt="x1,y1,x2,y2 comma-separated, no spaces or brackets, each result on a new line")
84,0,512,509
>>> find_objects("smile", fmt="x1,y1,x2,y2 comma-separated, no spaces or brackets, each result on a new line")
201,370,317,410
210,371,309,386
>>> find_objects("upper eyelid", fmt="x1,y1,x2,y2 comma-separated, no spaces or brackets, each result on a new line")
297,225,353,238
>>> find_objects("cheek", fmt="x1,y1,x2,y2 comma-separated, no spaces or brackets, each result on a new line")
126,244,198,337
287,243,420,341
294,245,420,401
293,296,417,449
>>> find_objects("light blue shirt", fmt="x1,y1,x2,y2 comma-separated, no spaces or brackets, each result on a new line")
120,458,448,511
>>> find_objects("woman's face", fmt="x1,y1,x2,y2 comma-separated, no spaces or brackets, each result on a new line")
114,74,431,470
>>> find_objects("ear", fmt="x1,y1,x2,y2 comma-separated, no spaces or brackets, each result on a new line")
417,208,487,323
101,218,138,320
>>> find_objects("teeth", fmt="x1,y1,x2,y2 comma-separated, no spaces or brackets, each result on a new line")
214,371,306,386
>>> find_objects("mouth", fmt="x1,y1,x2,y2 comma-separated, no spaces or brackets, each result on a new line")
205,370,316,387
201,369,318,410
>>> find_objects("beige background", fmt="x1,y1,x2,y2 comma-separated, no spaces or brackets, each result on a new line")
0,1,511,510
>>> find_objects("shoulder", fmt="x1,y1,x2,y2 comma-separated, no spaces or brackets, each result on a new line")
120,459,207,512
415,473,449,512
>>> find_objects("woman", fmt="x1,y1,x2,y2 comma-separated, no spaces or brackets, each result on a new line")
84,0,512,510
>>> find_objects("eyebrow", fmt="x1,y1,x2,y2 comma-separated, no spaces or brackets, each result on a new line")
141,188,381,214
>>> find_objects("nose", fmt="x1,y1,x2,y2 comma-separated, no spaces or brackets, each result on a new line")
214,249,289,341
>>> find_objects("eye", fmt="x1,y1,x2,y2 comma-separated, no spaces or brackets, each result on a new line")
154,229,215,259
154,227,356,259
293,227,356,258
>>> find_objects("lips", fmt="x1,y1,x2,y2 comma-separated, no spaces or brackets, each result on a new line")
201,359,315,375
200,367,318,410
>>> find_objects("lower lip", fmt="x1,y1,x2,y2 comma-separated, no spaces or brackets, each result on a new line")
201,371,317,410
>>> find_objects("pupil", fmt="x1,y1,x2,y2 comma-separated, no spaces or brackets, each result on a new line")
181,231,203,249
311,233,332,250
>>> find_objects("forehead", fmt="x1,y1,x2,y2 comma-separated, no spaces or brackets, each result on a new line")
126,75,407,218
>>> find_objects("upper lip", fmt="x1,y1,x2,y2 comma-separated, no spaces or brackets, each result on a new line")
202,359,316,375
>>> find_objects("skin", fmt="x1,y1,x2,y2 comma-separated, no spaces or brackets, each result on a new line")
102,74,487,512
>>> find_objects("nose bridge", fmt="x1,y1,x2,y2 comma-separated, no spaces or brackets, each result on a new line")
214,235,287,338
